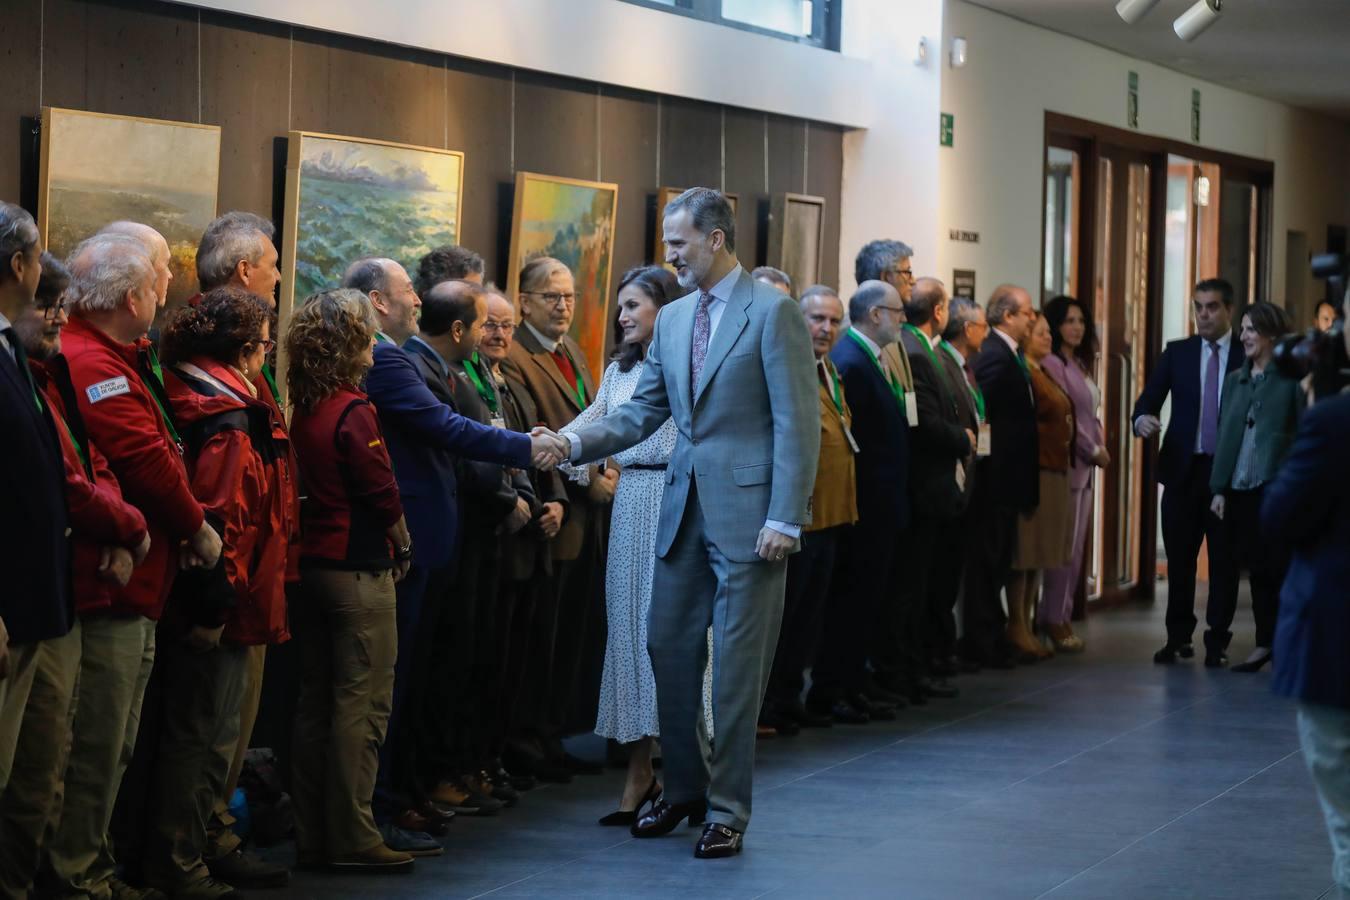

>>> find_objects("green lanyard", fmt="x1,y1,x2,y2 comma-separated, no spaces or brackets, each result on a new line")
558,344,587,408
261,361,282,406
902,324,957,400
846,328,905,414
464,351,498,414
941,340,985,422
143,344,183,446
375,332,395,345
820,359,843,415
1014,347,1031,382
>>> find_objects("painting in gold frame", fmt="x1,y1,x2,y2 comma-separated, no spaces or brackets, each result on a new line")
507,172,619,384
37,107,221,314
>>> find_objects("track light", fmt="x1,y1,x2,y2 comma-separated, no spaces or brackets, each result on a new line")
1115,0,1161,24
1174,0,1222,42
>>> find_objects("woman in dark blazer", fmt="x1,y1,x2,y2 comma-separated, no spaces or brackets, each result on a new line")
1208,301,1301,672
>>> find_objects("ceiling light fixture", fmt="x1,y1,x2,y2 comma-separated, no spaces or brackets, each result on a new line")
1174,0,1223,42
1115,0,1162,25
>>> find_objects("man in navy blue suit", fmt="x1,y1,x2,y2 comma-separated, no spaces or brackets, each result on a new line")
806,280,909,724
1132,278,1242,666
341,258,551,849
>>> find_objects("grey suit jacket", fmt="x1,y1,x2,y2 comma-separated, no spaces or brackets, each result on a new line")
571,268,820,563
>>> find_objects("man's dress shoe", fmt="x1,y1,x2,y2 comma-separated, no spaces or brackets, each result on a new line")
694,823,743,859
630,798,707,838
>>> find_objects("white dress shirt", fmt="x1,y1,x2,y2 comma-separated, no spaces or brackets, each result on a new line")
1194,330,1232,453
524,319,561,354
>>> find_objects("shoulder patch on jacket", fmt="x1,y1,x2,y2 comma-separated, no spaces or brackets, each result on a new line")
85,376,131,404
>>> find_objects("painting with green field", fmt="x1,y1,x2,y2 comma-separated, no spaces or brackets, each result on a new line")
38,108,220,312
282,132,464,315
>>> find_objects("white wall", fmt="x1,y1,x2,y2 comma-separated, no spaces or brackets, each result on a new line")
937,0,1350,318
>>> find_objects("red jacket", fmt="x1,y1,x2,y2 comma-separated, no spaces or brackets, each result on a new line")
32,358,149,615
166,358,297,645
62,315,204,619
290,387,403,568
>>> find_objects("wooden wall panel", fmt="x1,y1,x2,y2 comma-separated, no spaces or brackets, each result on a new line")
0,0,42,206
199,11,290,218
723,107,766,267
808,121,845,289
513,71,598,183
658,96,721,193
443,56,514,284
600,86,658,277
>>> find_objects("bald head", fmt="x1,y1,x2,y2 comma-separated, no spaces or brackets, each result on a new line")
906,277,948,336
99,221,171,306
987,283,1034,343
848,279,904,346
342,256,421,343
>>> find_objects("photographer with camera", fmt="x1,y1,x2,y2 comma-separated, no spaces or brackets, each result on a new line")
1207,302,1301,673
1266,271,1350,897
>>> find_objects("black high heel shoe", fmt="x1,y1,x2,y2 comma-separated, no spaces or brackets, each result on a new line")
597,778,660,826
1231,649,1274,673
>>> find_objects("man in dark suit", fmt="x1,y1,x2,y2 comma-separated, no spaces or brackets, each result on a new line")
1264,311,1350,892
899,278,973,694
964,284,1038,668
343,259,545,845
0,202,72,826
1132,278,1242,665
807,280,909,724
500,257,612,778
407,280,534,811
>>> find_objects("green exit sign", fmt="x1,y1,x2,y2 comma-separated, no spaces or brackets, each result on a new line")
940,112,954,147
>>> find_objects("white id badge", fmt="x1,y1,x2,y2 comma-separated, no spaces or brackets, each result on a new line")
977,422,992,457
905,391,919,428
842,419,861,454
955,460,967,492
490,416,507,429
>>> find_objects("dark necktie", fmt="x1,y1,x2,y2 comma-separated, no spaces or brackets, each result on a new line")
1200,340,1220,455
691,291,714,394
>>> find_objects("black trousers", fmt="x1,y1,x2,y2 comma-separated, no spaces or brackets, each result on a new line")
1159,454,1238,651
960,477,1016,663
766,526,841,708
1213,486,1289,649
911,513,965,666
809,514,899,705
545,525,605,740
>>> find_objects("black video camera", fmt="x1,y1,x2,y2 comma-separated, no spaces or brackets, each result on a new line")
1272,253,1349,400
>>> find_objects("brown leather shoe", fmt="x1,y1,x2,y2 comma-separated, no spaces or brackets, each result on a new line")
694,823,743,858
328,843,415,873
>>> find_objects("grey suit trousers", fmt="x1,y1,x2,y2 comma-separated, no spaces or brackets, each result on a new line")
650,482,786,834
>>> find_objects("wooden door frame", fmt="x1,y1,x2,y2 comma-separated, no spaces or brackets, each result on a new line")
1041,112,1274,607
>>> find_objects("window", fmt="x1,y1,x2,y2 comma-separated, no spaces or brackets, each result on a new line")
619,0,840,50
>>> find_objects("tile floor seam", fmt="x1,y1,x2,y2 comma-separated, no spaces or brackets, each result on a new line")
1031,746,1305,899
461,836,639,900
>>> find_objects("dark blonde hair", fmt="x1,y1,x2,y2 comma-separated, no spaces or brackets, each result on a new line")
285,288,378,410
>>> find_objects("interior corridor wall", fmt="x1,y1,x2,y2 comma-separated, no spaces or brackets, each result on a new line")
938,0,1350,323
0,0,845,291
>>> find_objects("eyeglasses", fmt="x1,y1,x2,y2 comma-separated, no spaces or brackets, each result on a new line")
253,338,276,353
523,291,576,308
884,268,916,282
876,304,907,316
483,320,516,334
42,294,66,321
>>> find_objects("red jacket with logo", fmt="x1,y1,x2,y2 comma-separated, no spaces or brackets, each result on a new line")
32,357,149,615
62,315,204,619
165,358,297,645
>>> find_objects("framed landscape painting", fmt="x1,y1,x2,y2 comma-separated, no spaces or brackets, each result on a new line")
508,172,619,383
280,131,465,330
767,192,826,292
38,107,220,312
653,186,738,268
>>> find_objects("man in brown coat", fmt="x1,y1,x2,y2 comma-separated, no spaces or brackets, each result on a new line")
499,257,612,777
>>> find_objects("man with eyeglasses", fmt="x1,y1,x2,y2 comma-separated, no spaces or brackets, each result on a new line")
854,239,919,406
807,280,911,726
500,256,611,781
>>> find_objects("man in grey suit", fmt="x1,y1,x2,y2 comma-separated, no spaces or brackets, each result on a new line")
538,188,819,858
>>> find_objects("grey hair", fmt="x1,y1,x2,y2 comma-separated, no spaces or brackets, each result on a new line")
943,296,983,342
519,256,571,294
341,257,393,296
65,234,155,314
854,239,913,284
799,283,840,306
196,211,275,290
0,203,39,281
663,187,736,253
986,283,1027,326
848,280,894,323
752,266,792,294
905,277,947,327
99,221,169,263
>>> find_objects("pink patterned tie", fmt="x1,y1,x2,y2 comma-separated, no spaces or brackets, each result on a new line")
690,291,714,395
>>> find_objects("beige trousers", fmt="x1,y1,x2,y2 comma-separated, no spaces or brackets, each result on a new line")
290,569,397,859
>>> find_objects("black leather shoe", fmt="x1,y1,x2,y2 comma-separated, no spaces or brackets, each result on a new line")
1204,652,1229,668
861,678,908,706
1232,650,1273,673
694,823,743,859
921,678,959,700
851,694,897,721
1153,644,1178,664
780,699,832,728
631,798,707,838
758,706,801,736
824,699,868,724
1178,643,1196,659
